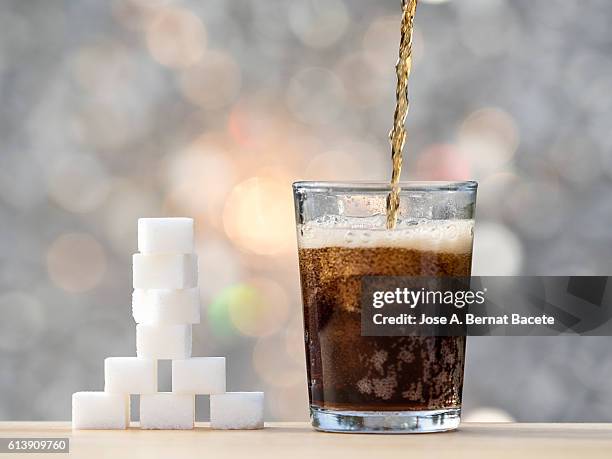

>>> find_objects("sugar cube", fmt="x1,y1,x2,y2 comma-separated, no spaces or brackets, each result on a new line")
140,393,194,429
104,357,157,394
172,357,225,395
132,288,200,324
138,218,194,254
72,392,129,429
133,253,198,289
136,324,192,359
210,392,264,430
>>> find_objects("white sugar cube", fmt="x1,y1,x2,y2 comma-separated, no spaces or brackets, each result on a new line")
210,392,264,430
104,357,157,394
136,324,192,359
72,392,129,429
140,393,194,429
172,357,226,395
132,288,200,324
138,218,194,254
133,253,198,289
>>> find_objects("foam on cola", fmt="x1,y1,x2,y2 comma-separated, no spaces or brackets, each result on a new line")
297,218,473,411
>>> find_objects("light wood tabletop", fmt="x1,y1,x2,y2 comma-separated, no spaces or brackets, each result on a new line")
0,422,610,459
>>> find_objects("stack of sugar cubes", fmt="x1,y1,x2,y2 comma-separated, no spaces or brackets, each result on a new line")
72,218,264,430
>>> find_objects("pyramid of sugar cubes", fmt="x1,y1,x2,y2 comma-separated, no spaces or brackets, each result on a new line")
72,218,264,430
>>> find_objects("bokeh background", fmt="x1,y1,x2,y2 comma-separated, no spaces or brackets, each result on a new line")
1,0,612,423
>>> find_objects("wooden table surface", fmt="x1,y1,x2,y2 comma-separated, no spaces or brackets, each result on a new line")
1,422,611,459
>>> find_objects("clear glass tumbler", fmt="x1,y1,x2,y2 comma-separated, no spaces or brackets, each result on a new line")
293,181,478,433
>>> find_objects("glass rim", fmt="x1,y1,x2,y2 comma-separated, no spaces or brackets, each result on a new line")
292,180,478,193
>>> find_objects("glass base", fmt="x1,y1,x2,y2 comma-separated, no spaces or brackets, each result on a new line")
311,407,461,434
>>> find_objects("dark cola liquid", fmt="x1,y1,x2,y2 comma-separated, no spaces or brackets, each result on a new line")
298,245,471,411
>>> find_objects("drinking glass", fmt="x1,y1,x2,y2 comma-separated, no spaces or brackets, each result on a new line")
293,181,477,433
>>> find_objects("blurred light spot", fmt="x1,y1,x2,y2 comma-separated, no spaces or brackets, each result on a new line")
323,141,388,181
146,6,206,69
227,100,267,149
0,292,45,351
288,0,349,49
198,238,244,302
253,334,304,388
47,153,111,213
164,139,235,222
228,278,289,338
227,94,305,153
179,51,241,109
458,107,519,178
46,233,107,293
223,176,295,256
305,150,366,181
286,67,345,125
335,53,387,108
111,0,173,31
464,407,515,423
208,284,246,339
413,144,471,181
472,222,523,276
